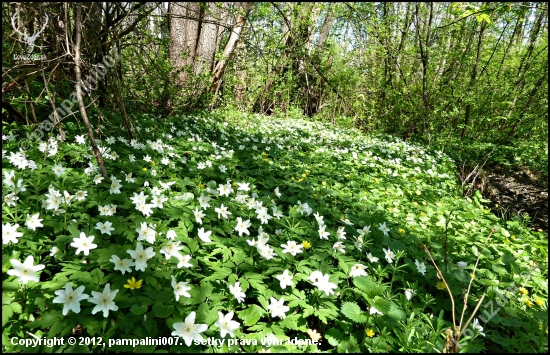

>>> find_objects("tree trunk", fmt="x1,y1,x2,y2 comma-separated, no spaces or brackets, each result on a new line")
413,2,433,137
74,3,107,178
211,2,254,95
195,2,221,75
305,5,334,116
168,2,201,88
461,16,486,139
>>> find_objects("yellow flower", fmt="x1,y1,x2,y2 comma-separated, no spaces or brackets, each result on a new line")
307,329,322,342
436,281,446,290
398,228,405,234
124,277,143,290
142,168,147,172
511,235,516,240
519,287,528,295
313,194,317,197
198,183,205,189
470,273,476,279
302,241,312,249
374,178,379,184
291,177,295,180
535,298,545,307
322,181,326,186
151,160,156,166
365,329,375,337
523,298,533,308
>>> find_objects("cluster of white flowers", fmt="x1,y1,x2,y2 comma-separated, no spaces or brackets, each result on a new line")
1,111,475,348
308,270,338,296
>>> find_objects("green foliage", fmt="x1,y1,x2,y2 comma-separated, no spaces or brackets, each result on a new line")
2,110,547,353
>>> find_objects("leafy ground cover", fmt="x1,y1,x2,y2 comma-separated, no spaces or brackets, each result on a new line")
2,111,548,353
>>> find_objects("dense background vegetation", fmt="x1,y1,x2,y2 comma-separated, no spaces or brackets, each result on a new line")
3,3,548,163
2,2,548,353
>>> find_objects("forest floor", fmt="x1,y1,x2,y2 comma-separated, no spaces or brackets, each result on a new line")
482,165,548,234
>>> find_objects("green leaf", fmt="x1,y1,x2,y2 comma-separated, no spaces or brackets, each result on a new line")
280,313,306,331
9,302,22,314
353,276,384,298
69,271,94,285
314,307,338,324
341,302,368,323
48,320,65,338
499,317,523,327
188,282,213,304
130,304,148,315
202,267,231,282
491,264,508,275
2,293,12,305
371,298,391,315
35,297,46,311
67,224,81,238
338,339,360,353
2,305,13,326
25,312,60,329
153,302,172,318
336,256,351,275
91,268,105,284
1,281,19,292
325,328,343,346
153,270,172,280
145,275,159,290
237,304,264,326
246,276,266,294
386,302,406,321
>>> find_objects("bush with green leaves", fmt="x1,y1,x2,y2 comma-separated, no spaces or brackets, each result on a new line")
2,110,547,353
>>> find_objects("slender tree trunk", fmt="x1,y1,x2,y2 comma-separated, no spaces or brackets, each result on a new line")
507,67,548,140
497,15,523,77
305,5,334,116
395,2,411,85
211,2,254,94
74,3,107,178
461,17,486,139
413,2,432,137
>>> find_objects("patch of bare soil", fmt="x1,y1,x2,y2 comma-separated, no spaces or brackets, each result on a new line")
481,165,548,234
